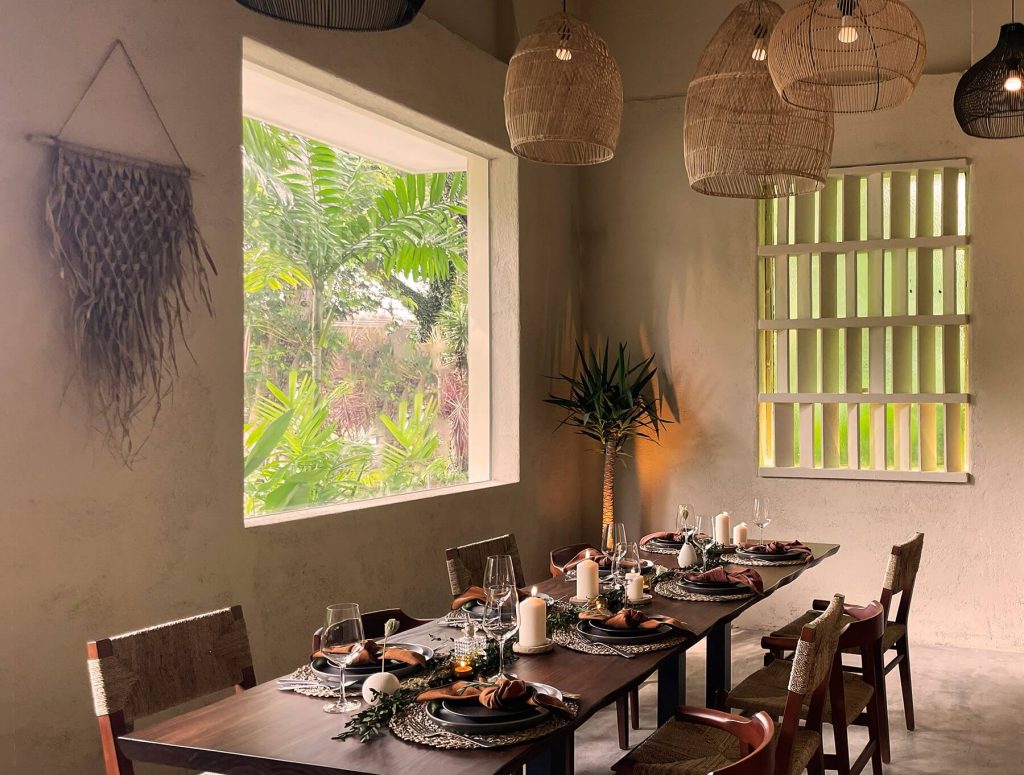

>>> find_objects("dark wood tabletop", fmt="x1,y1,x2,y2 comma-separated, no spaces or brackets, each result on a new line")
118,542,839,775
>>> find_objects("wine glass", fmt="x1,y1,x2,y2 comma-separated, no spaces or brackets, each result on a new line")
320,603,365,714
484,554,517,591
601,522,627,556
611,539,629,585
753,497,771,544
482,586,519,681
691,516,715,571
676,503,695,539
620,541,641,579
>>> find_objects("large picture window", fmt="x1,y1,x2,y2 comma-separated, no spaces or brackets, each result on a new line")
757,160,971,482
241,63,491,518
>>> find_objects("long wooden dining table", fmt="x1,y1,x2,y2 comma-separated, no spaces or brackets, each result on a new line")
119,542,839,775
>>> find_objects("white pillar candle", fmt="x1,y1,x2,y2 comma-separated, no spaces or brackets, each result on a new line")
714,512,732,545
732,522,749,546
625,572,644,602
576,551,600,600
518,587,547,648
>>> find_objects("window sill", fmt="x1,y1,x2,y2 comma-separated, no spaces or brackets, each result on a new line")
243,478,518,528
758,467,970,484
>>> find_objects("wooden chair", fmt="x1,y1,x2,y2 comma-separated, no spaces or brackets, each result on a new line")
612,708,776,775
766,533,923,736
312,607,431,653
617,594,847,775
551,541,642,749
444,533,525,596
732,602,887,775
86,605,256,775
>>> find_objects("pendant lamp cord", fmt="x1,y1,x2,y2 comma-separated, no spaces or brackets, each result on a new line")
562,0,567,12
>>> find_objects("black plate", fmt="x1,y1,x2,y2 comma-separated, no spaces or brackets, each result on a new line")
439,688,539,722
679,580,748,596
577,620,671,645
312,643,433,683
738,549,807,562
681,577,739,589
648,537,685,549
427,700,549,735
586,619,651,637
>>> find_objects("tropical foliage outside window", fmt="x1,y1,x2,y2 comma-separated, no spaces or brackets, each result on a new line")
242,118,471,517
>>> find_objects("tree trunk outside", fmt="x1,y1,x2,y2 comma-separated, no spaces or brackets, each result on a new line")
310,285,322,382
602,441,617,530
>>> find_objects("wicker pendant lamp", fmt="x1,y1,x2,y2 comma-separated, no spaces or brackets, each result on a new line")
504,9,623,165
955,2,1024,138
685,0,834,199
767,0,927,113
234,0,425,31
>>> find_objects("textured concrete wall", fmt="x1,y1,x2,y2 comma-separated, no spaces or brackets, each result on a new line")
0,2,583,772
577,1,1024,653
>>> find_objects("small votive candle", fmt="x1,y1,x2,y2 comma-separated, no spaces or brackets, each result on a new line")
453,660,474,678
732,522,749,546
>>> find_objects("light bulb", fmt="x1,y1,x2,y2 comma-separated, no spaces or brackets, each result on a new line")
555,47,572,61
838,15,859,44
752,43,768,61
1006,70,1023,92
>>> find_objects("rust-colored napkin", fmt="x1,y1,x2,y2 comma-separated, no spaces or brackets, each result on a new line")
417,677,571,716
578,607,689,632
683,566,764,596
744,540,812,559
640,530,710,545
451,585,529,611
316,639,427,668
561,548,610,572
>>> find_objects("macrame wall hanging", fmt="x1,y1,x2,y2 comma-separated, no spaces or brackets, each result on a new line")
31,40,216,465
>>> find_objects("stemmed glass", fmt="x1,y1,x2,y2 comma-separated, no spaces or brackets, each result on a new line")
691,516,715,571
482,585,519,681
619,541,641,584
484,554,517,590
321,603,365,714
676,503,695,539
601,522,627,556
753,497,771,544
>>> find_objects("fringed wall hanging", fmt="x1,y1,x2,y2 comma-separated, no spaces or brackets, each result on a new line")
32,41,216,465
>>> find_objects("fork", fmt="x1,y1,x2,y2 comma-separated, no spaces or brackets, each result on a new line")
408,716,495,749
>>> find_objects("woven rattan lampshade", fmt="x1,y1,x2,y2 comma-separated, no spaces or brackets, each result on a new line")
955,21,1024,138
504,13,623,165
767,0,927,113
234,0,425,30
685,1,834,199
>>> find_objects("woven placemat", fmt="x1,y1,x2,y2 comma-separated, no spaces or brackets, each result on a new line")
281,664,357,699
653,579,756,603
551,626,690,656
721,553,813,567
389,698,579,750
639,541,681,556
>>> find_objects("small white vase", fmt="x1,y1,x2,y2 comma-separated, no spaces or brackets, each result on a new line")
361,671,400,704
677,543,698,568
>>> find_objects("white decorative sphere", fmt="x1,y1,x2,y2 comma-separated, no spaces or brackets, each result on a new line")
361,671,400,704
677,543,698,569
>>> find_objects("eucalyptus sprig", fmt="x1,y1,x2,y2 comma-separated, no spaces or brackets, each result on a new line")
332,689,413,743
546,601,583,634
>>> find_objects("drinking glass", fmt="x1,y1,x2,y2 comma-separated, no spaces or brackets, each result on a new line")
676,503,695,538
611,540,629,585
691,516,715,571
321,603,365,714
482,586,519,680
484,554,517,592
601,522,627,555
620,541,641,577
753,497,771,544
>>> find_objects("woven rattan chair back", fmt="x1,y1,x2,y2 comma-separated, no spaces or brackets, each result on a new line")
445,533,525,596
882,532,924,598
774,593,845,775
86,605,255,775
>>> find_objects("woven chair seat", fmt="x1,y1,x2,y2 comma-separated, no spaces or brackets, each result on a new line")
771,610,907,651
727,660,874,726
616,718,819,775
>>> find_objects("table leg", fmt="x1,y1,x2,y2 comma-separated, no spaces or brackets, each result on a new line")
657,652,687,726
706,621,732,708
525,732,573,775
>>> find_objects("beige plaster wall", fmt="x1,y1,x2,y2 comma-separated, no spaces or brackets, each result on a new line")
577,2,1024,654
0,2,583,772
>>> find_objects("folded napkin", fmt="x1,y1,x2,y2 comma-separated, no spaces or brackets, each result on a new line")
683,566,764,596
640,530,710,545
315,639,427,668
561,548,611,572
743,540,812,559
578,607,689,632
451,585,529,611
417,677,571,716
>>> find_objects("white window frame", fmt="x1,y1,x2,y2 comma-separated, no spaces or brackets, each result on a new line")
757,159,971,483
241,54,518,527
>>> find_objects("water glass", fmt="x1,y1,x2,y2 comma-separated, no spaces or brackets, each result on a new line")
676,503,695,537
482,586,519,680
753,497,771,543
601,522,627,556
321,603,365,714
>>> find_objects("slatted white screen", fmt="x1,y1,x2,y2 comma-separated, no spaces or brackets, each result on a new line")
757,160,971,483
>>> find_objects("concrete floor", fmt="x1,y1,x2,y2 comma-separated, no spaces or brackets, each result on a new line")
573,629,1024,774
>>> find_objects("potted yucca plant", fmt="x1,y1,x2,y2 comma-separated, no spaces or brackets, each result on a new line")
546,341,668,531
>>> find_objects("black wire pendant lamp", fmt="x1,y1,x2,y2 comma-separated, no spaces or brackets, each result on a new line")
955,0,1024,138
235,0,426,31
